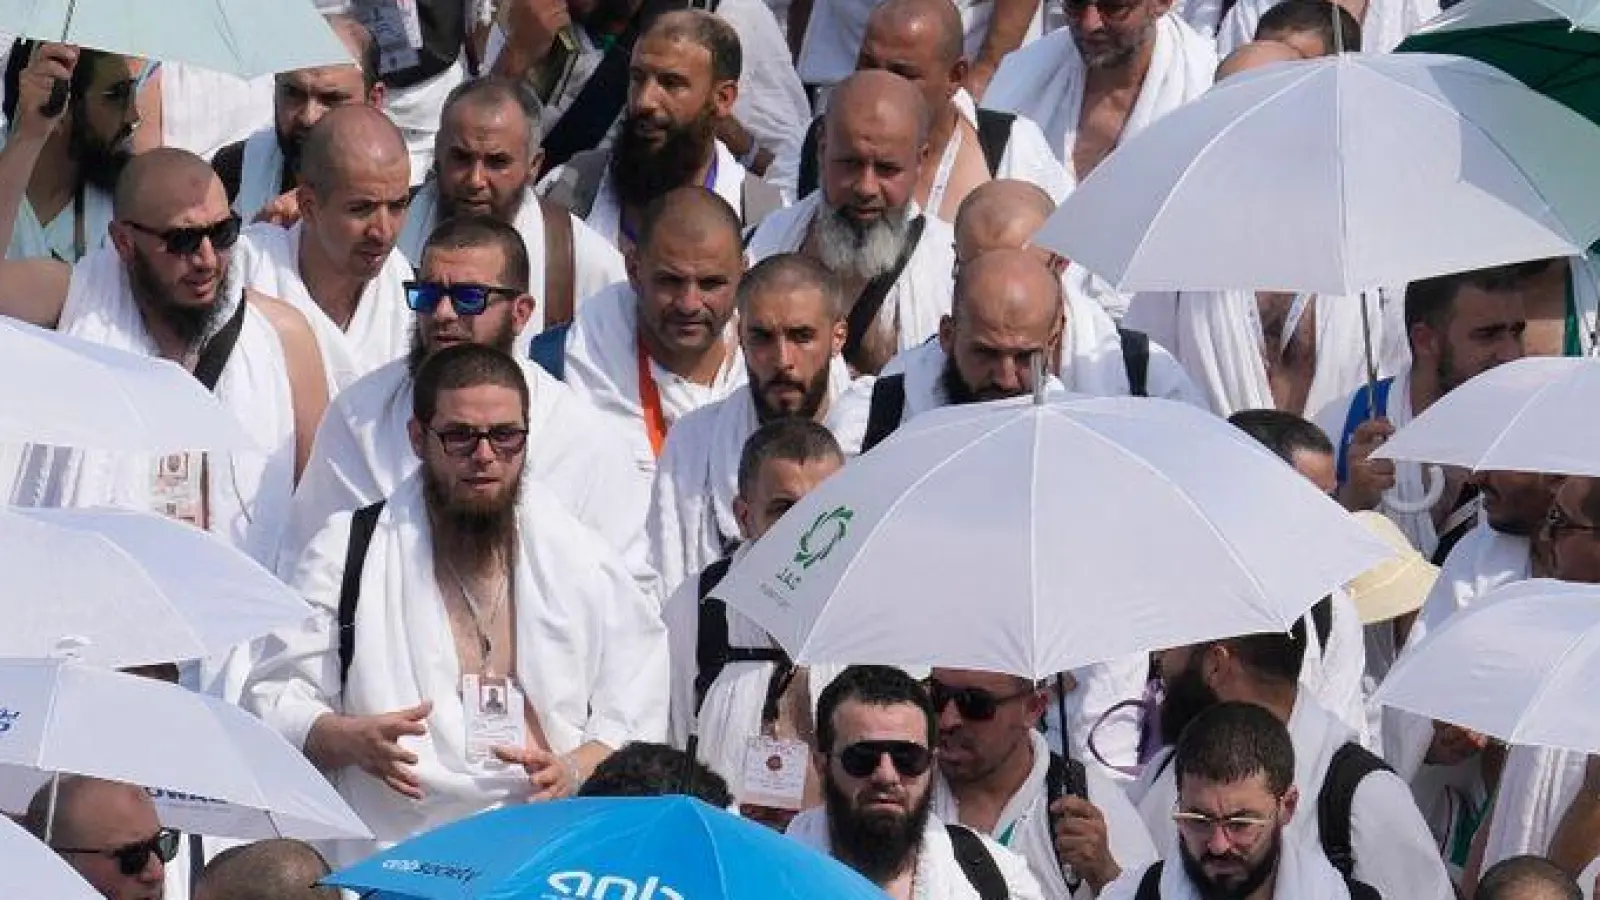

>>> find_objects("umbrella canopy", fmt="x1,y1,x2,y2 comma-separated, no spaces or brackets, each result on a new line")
1375,579,1600,754
0,0,350,77
1535,0,1600,30
0,505,311,669
713,394,1394,679
0,658,371,841
1372,356,1600,477
326,796,886,900
0,317,258,454
1032,53,1600,296
0,814,101,900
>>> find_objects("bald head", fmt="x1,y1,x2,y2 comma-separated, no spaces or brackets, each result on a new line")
942,248,1064,402
954,179,1056,263
194,840,339,900
1216,40,1304,81
954,248,1062,326
298,104,410,197
23,776,157,846
114,148,221,221
636,186,743,255
864,0,965,68
1476,856,1582,900
826,69,932,149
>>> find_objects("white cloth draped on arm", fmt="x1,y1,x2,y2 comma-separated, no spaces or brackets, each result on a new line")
245,473,668,864
1216,0,1440,56
0,130,114,263
233,127,287,224
981,13,1215,184
159,64,276,160
1299,590,1369,746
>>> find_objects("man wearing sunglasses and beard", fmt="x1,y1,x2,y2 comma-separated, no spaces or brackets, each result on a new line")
928,668,1158,900
789,665,1046,900
247,344,667,864
279,214,652,596
22,775,178,900
1100,703,1372,900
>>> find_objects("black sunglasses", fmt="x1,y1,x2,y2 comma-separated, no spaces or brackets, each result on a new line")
928,678,1035,722
428,424,530,458
836,740,933,779
124,215,242,256
57,828,181,877
404,281,519,317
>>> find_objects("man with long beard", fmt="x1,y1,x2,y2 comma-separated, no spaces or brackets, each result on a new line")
646,253,852,597
247,343,668,864
747,70,952,376
1,42,144,262
788,665,1046,900
538,10,783,252
280,214,651,595
1101,703,1372,900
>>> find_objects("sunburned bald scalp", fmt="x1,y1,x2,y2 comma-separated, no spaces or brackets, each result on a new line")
114,148,220,221
1216,40,1305,81
867,0,965,66
952,247,1062,324
954,179,1056,256
636,186,743,255
825,69,933,149
298,104,409,199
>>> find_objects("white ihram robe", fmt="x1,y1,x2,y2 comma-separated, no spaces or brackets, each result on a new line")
797,0,1044,87
231,127,289,225
1100,830,1357,900
1214,0,1440,56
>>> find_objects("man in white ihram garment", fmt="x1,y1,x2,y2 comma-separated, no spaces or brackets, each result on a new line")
745,71,953,377
533,187,749,499
647,253,854,601
1211,0,1437,55
282,214,652,596
246,343,668,865
394,78,623,349
232,106,416,393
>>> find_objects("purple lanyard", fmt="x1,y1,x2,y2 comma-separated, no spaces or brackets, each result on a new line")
619,155,720,247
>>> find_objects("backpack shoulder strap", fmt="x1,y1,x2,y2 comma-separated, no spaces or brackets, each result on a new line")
1336,378,1393,485
338,500,388,690
1116,327,1151,398
862,373,908,453
539,197,576,329
797,115,824,198
739,172,785,229
193,295,251,392
213,140,246,205
1311,595,1333,656
693,556,737,714
543,149,611,222
1345,878,1383,900
844,216,927,372
946,824,1009,900
1134,862,1164,900
1317,742,1392,879
529,322,573,381
974,109,1016,177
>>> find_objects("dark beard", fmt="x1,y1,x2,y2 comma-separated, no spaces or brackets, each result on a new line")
421,457,522,571
1159,653,1221,747
1178,824,1282,900
277,128,304,187
437,182,527,224
128,246,226,355
609,106,716,209
69,115,134,193
823,773,931,885
406,318,518,377
750,363,832,423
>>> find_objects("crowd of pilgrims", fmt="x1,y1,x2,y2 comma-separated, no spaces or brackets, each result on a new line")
1,0,1596,899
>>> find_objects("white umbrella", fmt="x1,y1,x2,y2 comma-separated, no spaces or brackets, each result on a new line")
0,813,100,900
0,657,371,841
713,394,1394,679
1375,579,1600,754
0,317,257,453
1536,0,1600,30
1413,0,1595,32
0,0,350,78
1032,54,1600,296
1372,356,1600,477
0,506,311,669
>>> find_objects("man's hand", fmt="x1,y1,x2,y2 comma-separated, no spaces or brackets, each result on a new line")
493,745,579,801
253,190,302,229
964,66,997,103
503,0,571,69
1052,796,1121,893
1340,417,1395,511
15,43,78,141
309,702,432,800
1425,722,1488,767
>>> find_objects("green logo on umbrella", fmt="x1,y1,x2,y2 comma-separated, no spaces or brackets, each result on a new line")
795,506,853,570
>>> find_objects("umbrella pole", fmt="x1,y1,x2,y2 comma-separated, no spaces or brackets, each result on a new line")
43,771,61,844
1359,291,1379,420
1031,350,1046,406
1054,674,1070,760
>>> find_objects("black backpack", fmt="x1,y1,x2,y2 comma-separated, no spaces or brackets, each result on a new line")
796,109,1018,198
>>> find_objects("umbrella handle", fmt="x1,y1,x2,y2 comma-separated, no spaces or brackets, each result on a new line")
39,79,68,118
1381,464,1446,515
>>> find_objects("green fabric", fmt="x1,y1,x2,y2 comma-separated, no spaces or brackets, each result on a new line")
1566,264,1583,356
996,820,1019,847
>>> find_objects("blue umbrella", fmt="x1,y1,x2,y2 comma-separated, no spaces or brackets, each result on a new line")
324,796,889,900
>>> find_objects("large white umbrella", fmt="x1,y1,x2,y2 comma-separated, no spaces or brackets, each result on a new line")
0,657,371,840
1032,54,1600,296
1372,356,1600,478
1375,579,1600,754
713,394,1394,679
0,506,311,669
0,0,350,78
0,814,100,900
0,317,257,453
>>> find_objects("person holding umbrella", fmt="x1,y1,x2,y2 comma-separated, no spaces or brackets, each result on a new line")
21,775,176,900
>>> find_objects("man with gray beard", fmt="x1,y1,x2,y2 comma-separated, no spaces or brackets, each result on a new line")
745,70,954,376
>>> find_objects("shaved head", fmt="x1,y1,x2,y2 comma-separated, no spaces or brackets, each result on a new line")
865,0,965,67
298,104,410,197
826,69,932,149
114,148,221,221
954,179,1056,263
637,185,744,254
953,248,1062,325
941,248,1064,402
194,840,338,900
1216,40,1304,81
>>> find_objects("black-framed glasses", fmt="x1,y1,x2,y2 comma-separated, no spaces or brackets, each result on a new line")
427,424,529,458
404,281,519,317
123,215,242,256
1172,808,1275,844
56,828,181,877
928,678,1035,722
836,740,933,778
1547,505,1600,538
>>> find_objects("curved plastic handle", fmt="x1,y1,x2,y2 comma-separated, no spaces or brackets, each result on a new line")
1381,464,1446,515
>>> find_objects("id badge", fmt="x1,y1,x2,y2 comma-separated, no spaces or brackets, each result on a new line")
739,735,809,811
150,452,204,527
463,674,525,772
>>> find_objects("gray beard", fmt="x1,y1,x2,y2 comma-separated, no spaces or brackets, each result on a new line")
813,204,911,281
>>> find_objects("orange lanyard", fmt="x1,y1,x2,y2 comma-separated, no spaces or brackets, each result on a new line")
637,339,669,458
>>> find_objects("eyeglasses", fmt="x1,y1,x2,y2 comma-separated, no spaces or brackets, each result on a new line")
927,679,1034,722
404,281,520,317
1172,809,1274,844
1546,505,1600,539
56,828,181,877
836,740,933,779
1063,0,1142,17
427,424,529,458
123,215,242,256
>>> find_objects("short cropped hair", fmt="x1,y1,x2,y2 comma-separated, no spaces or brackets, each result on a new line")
637,187,743,256
815,665,936,754
193,839,339,900
440,75,544,155
1228,409,1334,464
423,214,531,293
1256,0,1361,53
736,418,844,498
643,10,743,84
1197,627,1308,687
577,742,735,807
1477,856,1584,900
412,343,529,425
1405,260,1552,337
1174,701,1296,797
735,253,845,320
